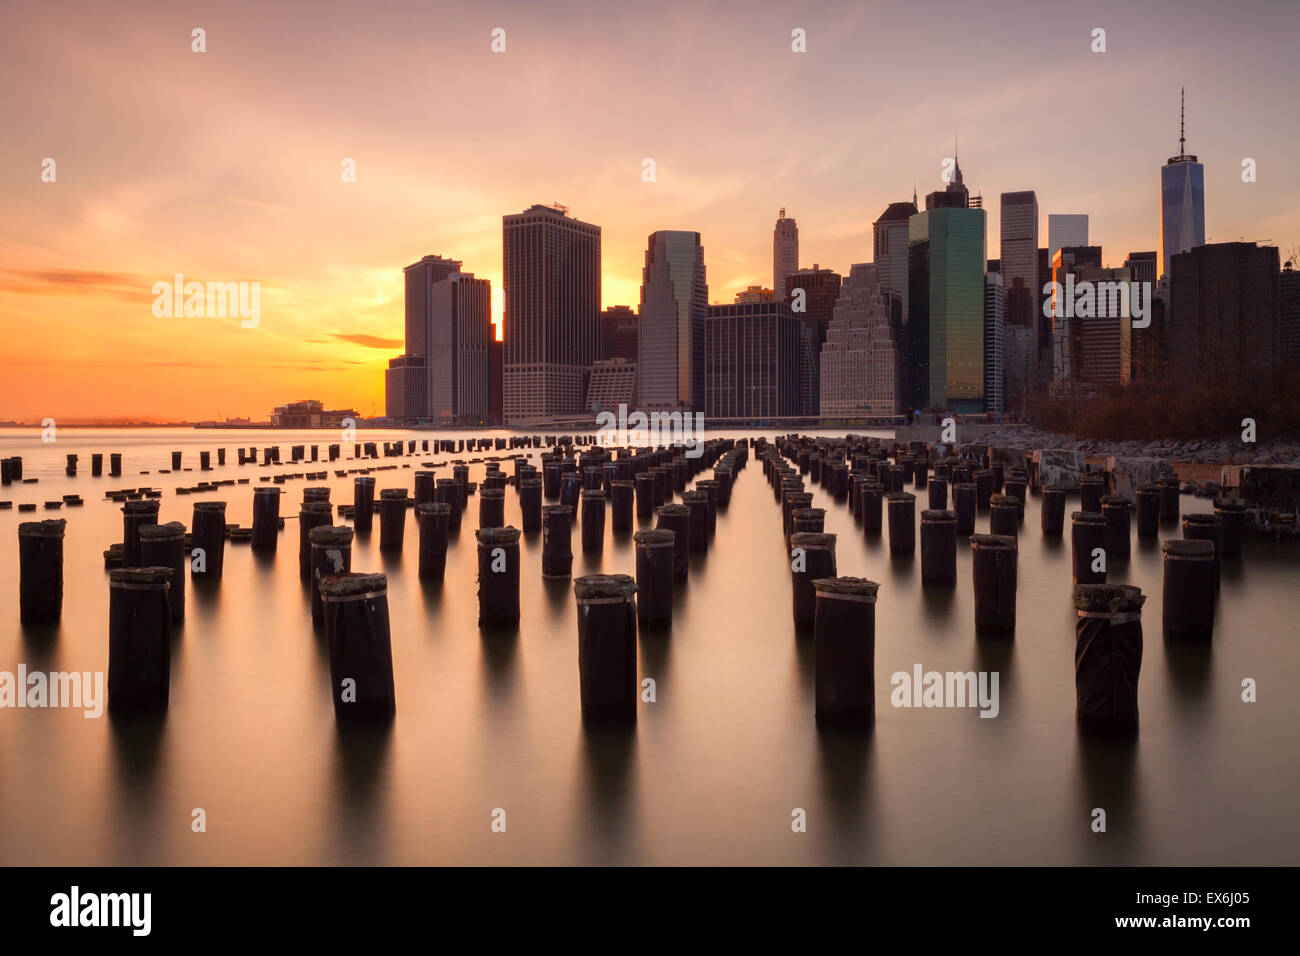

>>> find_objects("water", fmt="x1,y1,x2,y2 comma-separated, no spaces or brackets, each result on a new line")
1,428,1297,865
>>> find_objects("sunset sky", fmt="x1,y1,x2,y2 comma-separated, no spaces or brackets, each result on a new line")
2,0,1297,422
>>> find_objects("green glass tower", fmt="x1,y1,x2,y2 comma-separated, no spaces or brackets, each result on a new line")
906,160,987,413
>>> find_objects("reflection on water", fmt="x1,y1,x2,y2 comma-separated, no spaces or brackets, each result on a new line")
0,427,1297,865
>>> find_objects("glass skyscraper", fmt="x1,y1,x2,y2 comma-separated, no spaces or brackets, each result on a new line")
1159,91,1205,279
639,230,707,410
906,160,987,413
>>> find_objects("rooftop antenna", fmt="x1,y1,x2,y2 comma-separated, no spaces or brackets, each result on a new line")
1179,86,1186,155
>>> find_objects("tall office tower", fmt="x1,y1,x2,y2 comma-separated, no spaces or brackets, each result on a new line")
1049,246,1103,382
704,301,801,418
404,255,464,357
600,305,639,361
983,271,1005,414
872,200,916,324
1160,89,1206,279
639,231,708,410
427,272,494,422
502,203,601,423
385,254,464,419
1169,243,1282,390
773,209,799,303
785,265,842,416
906,158,987,412
820,263,902,416
1124,251,1160,382
1047,215,1089,264
999,191,1038,403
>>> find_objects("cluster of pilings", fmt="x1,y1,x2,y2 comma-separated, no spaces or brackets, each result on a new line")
754,431,1255,732
12,428,1279,736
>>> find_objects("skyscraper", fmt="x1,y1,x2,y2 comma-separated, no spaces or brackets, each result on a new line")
820,263,901,416
1169,242,1282,390
1049,245,1103,382
785,265,842,417
1159,88,1206,279
984,271,1005,414
872,201,916,324
906,158,987,412
773,209,798,303
385,254,465,420
638,231,708,410
1124,251,1160,382
1047,214,1089,263
404,254,464,359
704,301,801,418
427,271,494,422
502,203,601,423
999,191,1038,402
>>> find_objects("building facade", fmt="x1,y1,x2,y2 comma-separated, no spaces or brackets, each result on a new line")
906,161,987,413
502,204,602,423
983,271,1005,414
819,263,902,416
638,231,708,410
785,265,842,417
999,190,1038,402
1169,242,1282,390
428,272,493,422
704,301,801,419
385,355,427,420
601,305,639,362
585,358,638,412
773,209,798,305
872,201,916,327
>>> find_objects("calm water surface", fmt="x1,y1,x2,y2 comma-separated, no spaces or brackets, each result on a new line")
1,428,1297,865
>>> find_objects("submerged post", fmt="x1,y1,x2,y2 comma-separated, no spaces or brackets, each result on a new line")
813,577,879,728
790,531,836,630
1073,583,1145,734
633,529,675,627
541,505,574,578
139,521,187,623
108,567,172,715
970,533,1017,635
319,572,395,722
18,518,66,625
310,525,353,629
476,527,522,626
574,574,639,724
1161,539,1216,639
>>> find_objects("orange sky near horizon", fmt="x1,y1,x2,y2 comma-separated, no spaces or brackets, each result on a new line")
2,0,1298,422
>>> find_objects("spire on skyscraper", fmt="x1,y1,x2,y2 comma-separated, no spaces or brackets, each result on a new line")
1179,86,1186,155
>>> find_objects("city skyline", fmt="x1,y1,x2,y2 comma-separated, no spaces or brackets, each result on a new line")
3,0,1299,421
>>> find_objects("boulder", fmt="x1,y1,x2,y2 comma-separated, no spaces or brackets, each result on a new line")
1034,449,1086,490
1105,456,1175,501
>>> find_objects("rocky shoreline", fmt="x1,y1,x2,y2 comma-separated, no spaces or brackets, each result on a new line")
975,426,1300,468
